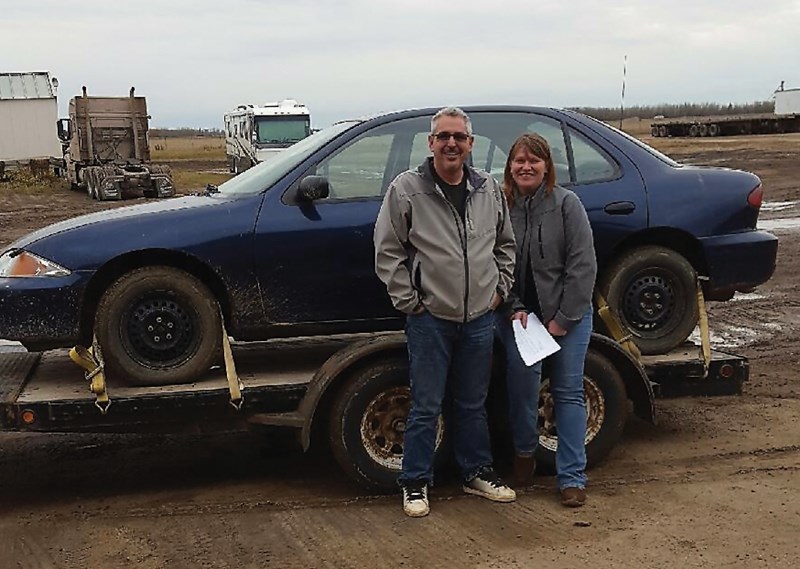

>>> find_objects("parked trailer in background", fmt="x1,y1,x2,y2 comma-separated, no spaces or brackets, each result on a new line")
651,86,800,138
0,72,62,169
224,99,311,173
57,87,174,200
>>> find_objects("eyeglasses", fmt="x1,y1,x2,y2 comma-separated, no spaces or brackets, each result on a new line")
432,131,471,143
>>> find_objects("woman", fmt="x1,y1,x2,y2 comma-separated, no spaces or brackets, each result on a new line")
495,133,597,507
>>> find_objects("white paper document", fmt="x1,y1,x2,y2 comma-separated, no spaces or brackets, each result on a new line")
512,314,561,366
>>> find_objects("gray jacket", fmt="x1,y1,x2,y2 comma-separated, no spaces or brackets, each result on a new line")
506,184,597,331
374,158,516,323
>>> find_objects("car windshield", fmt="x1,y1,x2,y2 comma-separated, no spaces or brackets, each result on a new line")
218,120,359,196
255,116,310,145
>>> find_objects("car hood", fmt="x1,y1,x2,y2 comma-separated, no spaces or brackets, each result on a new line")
5,195,232,253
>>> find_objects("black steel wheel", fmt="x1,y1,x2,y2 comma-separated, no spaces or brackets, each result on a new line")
598,246,699,354
534,349,628,470
328,357,448,492
95,266,222,386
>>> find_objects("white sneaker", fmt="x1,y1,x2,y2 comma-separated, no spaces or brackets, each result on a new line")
463,468,516,503
402,482,430,517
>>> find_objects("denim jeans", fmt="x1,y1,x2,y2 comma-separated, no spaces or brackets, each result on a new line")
400,310,495,485
495,309,592,490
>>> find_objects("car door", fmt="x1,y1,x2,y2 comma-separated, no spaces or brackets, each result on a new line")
252,114,430,328
465,110,648,267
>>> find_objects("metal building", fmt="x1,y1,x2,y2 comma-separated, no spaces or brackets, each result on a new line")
0,71,62,163
774,87,800,115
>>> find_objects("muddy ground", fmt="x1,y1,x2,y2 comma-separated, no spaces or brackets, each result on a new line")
1,134,799,568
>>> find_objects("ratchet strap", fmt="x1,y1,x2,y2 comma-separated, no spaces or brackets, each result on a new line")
696,277,711,378
594,291,642,361
69,340,111,413
221,314,244,410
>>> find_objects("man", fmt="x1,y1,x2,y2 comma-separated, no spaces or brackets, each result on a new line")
374,107,517,517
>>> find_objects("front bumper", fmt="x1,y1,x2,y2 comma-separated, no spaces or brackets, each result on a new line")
0,273,86,348
700,230,778,300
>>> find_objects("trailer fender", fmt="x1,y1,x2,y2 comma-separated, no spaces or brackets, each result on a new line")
297,333,408,450
589,333,656,424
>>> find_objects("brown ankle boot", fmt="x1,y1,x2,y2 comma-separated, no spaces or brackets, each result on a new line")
512,455,536,487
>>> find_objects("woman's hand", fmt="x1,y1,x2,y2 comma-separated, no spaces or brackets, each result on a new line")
547,320,567,336
511,311,528,329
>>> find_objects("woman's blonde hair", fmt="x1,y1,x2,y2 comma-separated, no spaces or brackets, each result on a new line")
503,133,556,208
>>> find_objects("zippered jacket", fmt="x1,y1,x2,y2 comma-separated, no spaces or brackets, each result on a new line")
374,158,516,322
506,184,597,331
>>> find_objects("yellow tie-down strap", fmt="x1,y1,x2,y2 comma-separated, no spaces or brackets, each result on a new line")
221,315,244,410
69,343,111,414
594,291,642,362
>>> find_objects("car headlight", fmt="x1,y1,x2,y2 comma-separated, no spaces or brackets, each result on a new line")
0,250,72,277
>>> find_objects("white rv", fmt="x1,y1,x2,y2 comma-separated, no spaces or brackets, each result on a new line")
223,99,311,173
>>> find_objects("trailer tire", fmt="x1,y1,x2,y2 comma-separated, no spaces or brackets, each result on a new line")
689,124,700,137
699,124,709,137
658,125,668,137
95,266,222,386
650,126,659,137
598,245,699,355
708,124,720,137
535,349,629,470
328,358,448,492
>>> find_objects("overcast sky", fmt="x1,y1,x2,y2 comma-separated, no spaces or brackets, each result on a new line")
3,0,798,128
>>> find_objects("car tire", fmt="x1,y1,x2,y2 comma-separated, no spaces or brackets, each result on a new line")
95,266,222,386
328,357,448,492
534,349,628,470
598,246,699,355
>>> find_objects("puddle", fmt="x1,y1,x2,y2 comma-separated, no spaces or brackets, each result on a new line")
758,218,800,231
761,200,798,212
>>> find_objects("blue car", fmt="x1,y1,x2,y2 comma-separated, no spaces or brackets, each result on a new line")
0,107,778,385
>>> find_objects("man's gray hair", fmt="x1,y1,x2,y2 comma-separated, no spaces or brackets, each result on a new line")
431,106,473,136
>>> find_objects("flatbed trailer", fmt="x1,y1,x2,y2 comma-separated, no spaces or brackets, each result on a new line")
650,113,800,138
0,330,748,491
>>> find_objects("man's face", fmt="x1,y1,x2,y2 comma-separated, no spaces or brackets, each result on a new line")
428,115,473,175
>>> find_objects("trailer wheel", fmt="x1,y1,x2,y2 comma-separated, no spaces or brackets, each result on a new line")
650,126,659,137
658,125,668,137
95,266,222,386
328,358,448,492
535,349,628,469
598,245,699,355
689,124,700,137
708,124,720,137
85,168,98,199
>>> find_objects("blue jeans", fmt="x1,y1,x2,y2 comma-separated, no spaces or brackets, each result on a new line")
495,309,592,490
400,310,495,485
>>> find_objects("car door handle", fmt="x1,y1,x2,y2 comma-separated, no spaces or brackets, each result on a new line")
604,201,636,215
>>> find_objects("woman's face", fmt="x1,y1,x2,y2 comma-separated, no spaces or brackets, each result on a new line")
510,146,547,194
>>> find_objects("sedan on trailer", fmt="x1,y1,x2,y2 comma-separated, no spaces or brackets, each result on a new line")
0,106,778,386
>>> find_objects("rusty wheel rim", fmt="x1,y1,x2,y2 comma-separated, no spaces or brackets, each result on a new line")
538,376,605,452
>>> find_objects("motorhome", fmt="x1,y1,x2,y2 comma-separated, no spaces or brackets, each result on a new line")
224,99,311,173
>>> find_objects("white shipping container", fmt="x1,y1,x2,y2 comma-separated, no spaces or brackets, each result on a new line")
0,72,62,162
774,88,800,115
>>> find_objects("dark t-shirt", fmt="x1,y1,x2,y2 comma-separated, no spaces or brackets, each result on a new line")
432,167,467,221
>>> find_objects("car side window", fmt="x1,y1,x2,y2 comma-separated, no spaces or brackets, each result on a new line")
312,116,429,200
567,127,619,184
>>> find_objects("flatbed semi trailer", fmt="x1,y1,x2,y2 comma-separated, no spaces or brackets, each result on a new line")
650,113,800,138
0,333,747,491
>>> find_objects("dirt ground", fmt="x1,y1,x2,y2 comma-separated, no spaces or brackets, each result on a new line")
1,134,799,568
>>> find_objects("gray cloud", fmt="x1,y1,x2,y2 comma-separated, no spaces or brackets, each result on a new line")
3,0,797,127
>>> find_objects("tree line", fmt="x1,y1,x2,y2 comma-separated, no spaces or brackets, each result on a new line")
572,101,775,121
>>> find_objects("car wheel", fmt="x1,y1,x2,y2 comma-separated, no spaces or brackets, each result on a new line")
95,266,222,386
328,357,448,492
598,245,699,355
535,349,628,470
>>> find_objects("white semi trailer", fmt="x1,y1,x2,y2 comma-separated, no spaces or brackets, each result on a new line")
224,99,311,173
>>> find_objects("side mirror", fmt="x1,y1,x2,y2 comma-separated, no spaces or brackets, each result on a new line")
56,118,72,142
298,176,330,201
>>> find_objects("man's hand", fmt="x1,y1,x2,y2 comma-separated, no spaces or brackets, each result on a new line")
489,292,502,311
511,311,528,329
547,320,567,336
